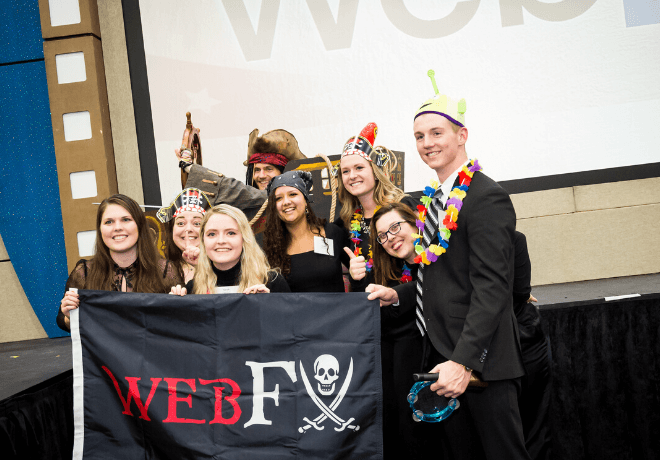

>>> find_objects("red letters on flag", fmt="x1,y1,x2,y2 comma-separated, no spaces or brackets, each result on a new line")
199,379,242,425
163,378,206,424
102,367,243,425
102,365,161,421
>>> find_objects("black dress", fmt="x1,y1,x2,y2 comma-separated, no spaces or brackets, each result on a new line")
185,260,290,293
380,262,435,458
56,258,182,332
285,223,351,292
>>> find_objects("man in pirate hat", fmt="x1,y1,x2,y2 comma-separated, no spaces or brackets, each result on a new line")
177,128,306,224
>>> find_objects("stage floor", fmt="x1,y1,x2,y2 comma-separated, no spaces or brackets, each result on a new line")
0,336,72,401
533,272,660,307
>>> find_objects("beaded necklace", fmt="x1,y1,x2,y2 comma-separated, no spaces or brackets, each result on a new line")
413,159,482,265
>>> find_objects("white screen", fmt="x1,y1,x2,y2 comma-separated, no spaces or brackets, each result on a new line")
137,0,660,202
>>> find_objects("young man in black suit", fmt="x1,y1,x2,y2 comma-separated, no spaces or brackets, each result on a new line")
368,75,530,459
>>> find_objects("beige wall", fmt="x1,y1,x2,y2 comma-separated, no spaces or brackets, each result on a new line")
97,0,144,203
0,234,48,343
513,177,660,286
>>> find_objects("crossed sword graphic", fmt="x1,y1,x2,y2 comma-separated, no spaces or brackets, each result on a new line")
299,358,360,433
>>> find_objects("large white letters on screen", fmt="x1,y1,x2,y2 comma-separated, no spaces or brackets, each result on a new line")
139,0,659,204
499,0,598,27
382,0,480,39
306,0,359,50
221,0,281,61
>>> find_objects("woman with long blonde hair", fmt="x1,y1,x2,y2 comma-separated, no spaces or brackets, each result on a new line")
336,122,415,289
171,204,289,295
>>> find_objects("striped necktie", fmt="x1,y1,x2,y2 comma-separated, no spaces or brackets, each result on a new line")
415,188,443,336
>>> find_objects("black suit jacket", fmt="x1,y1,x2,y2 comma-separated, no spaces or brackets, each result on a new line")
395,171,524,381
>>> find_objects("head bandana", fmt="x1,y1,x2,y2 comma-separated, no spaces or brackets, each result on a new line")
414,70,466,127
266,170,314,203
157,188,212,223
248,152,289,168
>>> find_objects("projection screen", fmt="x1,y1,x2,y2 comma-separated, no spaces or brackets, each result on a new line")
132,0,660,203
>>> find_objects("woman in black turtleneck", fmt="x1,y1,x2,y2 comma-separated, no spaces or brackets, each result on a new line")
171,204,289,296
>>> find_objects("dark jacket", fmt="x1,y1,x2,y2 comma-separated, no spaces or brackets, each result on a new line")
395,171,524,381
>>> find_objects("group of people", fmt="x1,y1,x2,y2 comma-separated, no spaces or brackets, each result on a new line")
56,75,551,460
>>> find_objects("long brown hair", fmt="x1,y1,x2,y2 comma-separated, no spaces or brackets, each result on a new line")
338,148,406,228
263,197,327,276
370,202,418,286
164,220,185,280
86,194,168,293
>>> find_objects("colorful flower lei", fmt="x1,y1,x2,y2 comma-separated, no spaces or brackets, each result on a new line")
350,207,378,272
400,263,412,283
413,159,482,265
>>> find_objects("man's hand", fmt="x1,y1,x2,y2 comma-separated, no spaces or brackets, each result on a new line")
365,284,399,307
344,247,366,281
176,147,193,172
429,361,471,399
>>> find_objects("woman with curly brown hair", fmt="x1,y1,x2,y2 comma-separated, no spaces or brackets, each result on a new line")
57,194,182,332
263,170,350,292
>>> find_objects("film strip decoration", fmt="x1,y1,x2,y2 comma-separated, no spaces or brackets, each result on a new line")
39,0,118,271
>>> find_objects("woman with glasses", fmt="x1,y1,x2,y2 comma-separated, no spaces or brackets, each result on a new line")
363,202,435,458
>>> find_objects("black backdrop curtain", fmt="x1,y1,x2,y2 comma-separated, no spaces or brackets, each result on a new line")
541,294,660,460
1,295,659,459
0,370,73,460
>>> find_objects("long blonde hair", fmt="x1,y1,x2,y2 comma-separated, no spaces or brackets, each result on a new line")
193,204,277,293
338,146,407,227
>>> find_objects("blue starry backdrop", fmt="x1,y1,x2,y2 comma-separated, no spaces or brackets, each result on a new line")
1,0,69,337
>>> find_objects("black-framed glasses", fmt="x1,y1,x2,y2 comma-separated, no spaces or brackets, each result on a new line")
376,221,406,244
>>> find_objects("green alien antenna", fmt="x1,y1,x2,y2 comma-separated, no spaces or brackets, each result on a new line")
427,70,439,96
414,70,466,126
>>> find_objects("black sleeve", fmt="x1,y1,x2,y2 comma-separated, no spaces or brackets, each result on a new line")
185,279,194,293
513,231,532,315
328,222,352,269
349,271,372,292
56,259,88,333
399,194,418,212
393,281,416,313
267,272,291,293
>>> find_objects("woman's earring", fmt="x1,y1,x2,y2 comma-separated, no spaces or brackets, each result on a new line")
305,207,309,214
